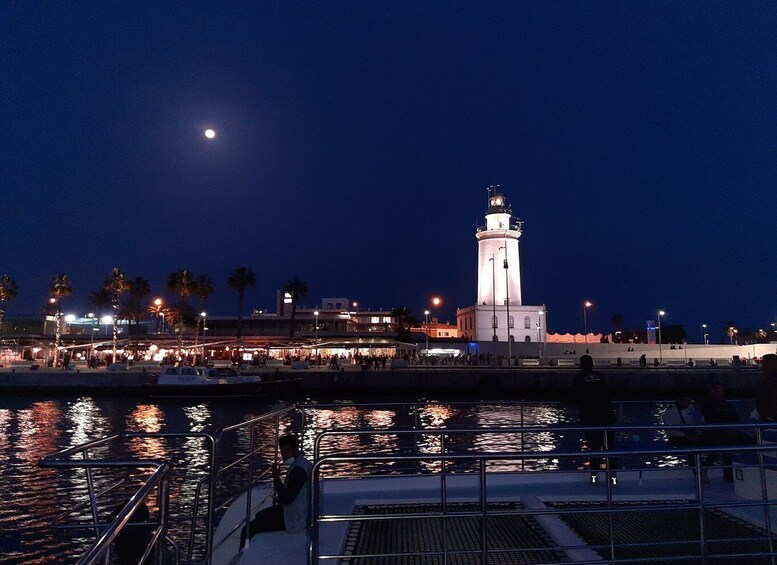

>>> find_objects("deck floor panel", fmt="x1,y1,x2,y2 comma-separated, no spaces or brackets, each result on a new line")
550,500,773,564
341,502,568,564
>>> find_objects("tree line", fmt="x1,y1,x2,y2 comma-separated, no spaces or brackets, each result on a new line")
0,269,311,366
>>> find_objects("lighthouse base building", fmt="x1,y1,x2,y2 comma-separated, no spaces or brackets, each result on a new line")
456,189,546,353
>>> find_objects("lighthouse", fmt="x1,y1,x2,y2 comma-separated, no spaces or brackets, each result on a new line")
476,189,523,307
457,187,546,355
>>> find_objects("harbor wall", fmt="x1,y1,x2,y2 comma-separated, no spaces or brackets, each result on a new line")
0,366,762,397
0,370,155,393
297,367,761,396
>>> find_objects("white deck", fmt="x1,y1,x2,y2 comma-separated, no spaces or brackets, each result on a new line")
215,465,772,565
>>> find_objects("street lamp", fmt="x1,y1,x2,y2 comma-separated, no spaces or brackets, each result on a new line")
101,315,113,338
87,313,96,362
200,311,207,364
583,301,592,343
424,309,430,363
537,309,546,359
499,245,512,362
314,310,319,362
701,324,708,345
153,298,164,333
657,310,665,364
489,255,497,356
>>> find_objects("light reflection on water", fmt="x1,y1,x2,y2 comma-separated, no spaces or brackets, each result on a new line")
0,397,754,564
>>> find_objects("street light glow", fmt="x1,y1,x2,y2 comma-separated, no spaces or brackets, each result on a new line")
204,128,216,139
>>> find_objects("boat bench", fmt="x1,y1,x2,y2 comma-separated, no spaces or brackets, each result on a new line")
239,530,308,564
556,359,576,367
665,360,687,367
733,441,777,500
520,358,540,366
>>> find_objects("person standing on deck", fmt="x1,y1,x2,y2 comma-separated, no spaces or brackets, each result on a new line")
573,354,618,484
699,382,745,482
240,434,312,549
755,354,777,421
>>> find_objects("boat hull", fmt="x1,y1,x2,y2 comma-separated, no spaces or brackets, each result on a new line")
143,381,266,398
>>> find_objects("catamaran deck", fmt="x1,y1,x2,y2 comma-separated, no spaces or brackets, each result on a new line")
221,465,777,564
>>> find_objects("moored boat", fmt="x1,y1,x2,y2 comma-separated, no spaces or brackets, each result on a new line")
144,365,298,398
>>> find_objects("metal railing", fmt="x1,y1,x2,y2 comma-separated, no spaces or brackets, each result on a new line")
38,404,299,564
38,401,777,564
309,421,777,564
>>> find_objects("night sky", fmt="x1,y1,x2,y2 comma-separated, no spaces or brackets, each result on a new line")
3,2,776,341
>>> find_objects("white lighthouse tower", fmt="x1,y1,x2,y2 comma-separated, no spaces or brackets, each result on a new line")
476,189,523,307
457,187,546,356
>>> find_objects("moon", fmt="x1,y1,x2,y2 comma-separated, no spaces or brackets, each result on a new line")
204,129,216,139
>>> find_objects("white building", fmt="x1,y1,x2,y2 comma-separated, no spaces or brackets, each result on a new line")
457,189,546,350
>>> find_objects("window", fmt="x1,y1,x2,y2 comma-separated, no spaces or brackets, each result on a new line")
524,316,531,329
508,316,514,329
370,316,380,324
492,316,498,329
525,335,531,342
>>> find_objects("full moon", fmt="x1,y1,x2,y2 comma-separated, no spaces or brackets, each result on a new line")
204,129,216,139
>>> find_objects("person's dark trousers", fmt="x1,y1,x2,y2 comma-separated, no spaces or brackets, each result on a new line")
585,429,618,471
240,506,285,549
704,430,753,482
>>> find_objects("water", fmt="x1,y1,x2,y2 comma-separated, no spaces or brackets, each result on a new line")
0,394,754,563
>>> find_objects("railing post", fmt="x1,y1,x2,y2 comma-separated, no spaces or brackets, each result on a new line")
755,426,776,564
479,456,487,564
440,433,448,564
309,462,320,565
602,429,616,561
520,405,525,471
157,469,170,564
83,448,100,538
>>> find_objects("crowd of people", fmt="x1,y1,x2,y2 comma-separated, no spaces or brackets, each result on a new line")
573,353,775,485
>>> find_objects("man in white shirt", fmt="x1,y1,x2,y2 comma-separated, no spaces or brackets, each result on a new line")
662,396,706,471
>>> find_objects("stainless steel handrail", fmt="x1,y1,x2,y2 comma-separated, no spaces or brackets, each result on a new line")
38,404,299,564
309,421,777,565
310,443,777,564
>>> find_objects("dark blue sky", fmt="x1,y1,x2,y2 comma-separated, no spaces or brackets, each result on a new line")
3,2,776,340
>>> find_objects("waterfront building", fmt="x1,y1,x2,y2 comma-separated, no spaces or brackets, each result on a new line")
456,189,547,348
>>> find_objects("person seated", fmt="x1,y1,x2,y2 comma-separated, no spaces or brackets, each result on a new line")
240,434,312,550
662,397,706,470
107,501,153,565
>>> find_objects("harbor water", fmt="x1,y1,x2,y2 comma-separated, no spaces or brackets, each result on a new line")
0,394,755,564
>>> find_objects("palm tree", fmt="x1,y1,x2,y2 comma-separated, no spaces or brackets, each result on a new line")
610,313,624,342
227,267,256,339
0,274,19,339
282,277,308,339
48,274,73,367
725,321,738,345
193,275,215,362
167,269,196,354
103,268,129,364
391,307,417,341
124,277,151,360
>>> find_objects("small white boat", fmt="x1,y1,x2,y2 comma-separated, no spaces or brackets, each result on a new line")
144,365,266,397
